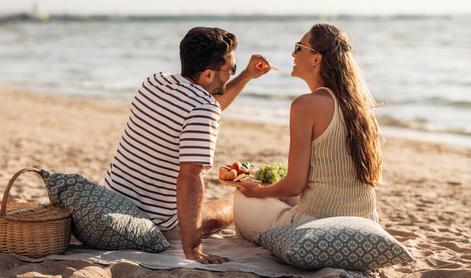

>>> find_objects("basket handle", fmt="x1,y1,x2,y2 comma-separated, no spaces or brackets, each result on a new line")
0,168,54,216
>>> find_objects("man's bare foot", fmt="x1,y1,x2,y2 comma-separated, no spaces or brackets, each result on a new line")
184,242,229,264
201,195,234,236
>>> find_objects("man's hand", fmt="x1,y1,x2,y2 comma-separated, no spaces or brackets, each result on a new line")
177,163,230,264
216,54,272,110
186,243,229,264
243,54,272,80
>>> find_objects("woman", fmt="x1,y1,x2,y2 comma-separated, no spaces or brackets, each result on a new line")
234,23,382,241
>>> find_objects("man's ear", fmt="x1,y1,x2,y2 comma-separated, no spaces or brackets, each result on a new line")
197,69,215,85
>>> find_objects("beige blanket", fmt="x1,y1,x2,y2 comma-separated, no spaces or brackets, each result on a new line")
13,236,370,278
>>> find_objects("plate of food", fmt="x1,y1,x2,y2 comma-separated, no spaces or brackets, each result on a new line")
218,161,287,188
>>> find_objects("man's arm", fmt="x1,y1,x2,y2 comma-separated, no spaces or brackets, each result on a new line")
214,54,271,110
176,163,228,264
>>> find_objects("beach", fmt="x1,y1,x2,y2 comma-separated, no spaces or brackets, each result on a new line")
0,87,470,277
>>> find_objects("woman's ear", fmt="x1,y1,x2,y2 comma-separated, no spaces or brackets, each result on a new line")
312,53,322,67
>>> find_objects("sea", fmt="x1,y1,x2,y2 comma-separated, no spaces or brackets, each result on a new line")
1,14,470,146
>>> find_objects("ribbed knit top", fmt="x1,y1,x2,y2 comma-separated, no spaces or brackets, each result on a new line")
298,87,379,222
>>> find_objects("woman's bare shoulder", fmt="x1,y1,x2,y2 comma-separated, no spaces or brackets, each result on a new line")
291,90,334,113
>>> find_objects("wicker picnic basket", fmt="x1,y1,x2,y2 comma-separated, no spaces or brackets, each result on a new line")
0,168,71,258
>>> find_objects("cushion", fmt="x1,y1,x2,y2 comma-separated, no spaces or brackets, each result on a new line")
255,216,413,271
41,170,169,252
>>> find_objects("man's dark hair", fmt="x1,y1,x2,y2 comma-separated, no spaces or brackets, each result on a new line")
180,27,238,80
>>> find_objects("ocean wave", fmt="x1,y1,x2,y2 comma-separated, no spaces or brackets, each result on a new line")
244,92,297,101
424,97,471,108
243,93,471,109
377,115,471,136
377,96,471,109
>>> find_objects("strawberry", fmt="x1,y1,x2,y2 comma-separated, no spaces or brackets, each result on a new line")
231,162,244,175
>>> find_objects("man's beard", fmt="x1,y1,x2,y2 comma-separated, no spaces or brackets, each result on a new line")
212,84,225,96
211,78,226,96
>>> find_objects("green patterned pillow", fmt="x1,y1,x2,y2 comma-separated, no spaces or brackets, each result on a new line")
255,216,413,271
41,170,169,252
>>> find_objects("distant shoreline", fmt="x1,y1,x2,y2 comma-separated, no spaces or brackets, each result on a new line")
222,112,471,149
1,13,470,24
3,84,470,149
2,82,470,140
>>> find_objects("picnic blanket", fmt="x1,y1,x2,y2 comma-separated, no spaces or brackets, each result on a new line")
13,235,371,278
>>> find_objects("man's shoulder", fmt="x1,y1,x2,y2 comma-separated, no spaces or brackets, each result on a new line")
140,72,186,88
139,73,219,111
189,101,222,118
143,72,176,87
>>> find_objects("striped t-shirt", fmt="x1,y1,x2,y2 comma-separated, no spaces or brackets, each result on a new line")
105,72,221,231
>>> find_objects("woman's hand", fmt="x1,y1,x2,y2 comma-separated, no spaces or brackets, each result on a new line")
237,179,261,198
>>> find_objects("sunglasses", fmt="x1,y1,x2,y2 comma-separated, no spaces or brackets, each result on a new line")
216,64,237,75
294,42,319,53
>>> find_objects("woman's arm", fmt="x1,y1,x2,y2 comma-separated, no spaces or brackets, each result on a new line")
239,95,315,198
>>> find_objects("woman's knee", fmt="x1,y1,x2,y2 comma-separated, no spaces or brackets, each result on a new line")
233,190,268,217
233,190,266,241
233,191,295,241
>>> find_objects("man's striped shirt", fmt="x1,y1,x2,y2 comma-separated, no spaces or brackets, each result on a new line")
105,72,221,231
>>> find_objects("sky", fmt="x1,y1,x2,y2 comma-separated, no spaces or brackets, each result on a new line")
1,0,471,15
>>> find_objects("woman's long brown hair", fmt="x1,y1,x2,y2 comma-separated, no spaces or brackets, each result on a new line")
309,23,382,187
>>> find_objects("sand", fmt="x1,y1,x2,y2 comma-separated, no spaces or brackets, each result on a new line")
0,87,470,277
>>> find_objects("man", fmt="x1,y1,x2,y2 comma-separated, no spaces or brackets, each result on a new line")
104,27,271,264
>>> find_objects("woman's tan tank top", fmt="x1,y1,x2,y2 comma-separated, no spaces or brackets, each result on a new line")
297,87,379,222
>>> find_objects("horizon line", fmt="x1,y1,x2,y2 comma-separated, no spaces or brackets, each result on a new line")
1,12,470,17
